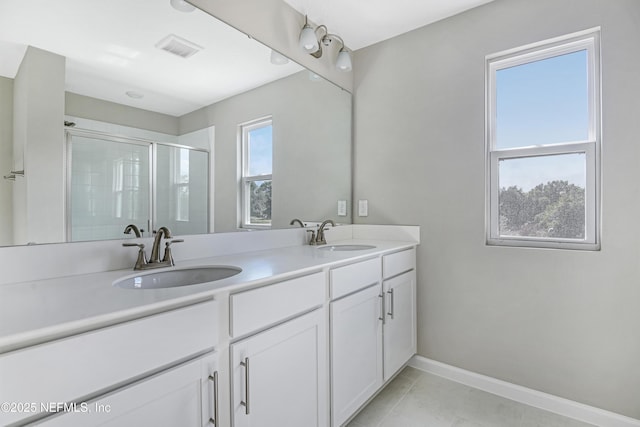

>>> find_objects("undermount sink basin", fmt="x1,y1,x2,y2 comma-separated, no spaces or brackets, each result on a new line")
318,244,377,252
114,266,242,289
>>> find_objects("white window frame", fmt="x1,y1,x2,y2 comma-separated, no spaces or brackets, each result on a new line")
240,117,272,229
485,29,601,250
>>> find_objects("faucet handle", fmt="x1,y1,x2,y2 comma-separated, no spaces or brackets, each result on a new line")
162,239,183,265
122,242,145,248
122,243,148,270
307,229,317,245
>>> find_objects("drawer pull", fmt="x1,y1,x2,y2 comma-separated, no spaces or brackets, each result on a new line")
208,371,219,426
387,288,395,319
240,357,250,415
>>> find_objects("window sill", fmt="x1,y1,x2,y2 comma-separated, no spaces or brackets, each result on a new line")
486,238,600,251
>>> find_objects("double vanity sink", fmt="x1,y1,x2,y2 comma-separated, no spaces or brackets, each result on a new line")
0,225,418,427
114,244,377,290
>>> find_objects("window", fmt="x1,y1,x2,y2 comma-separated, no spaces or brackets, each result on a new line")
240,117,273,228
486,29,600,250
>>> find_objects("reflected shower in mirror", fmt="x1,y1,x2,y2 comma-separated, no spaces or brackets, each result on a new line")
66,123,210,242
0,0,352,247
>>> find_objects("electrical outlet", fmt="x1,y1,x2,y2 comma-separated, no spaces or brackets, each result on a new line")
358,200,368,217
337,200,347,216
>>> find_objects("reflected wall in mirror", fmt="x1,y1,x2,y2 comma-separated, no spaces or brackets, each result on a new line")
0,0,352,247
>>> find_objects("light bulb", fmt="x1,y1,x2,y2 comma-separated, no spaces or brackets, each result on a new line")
299,25,319,53
336,49,352,72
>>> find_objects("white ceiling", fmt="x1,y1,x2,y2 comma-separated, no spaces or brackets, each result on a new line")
283,0,496,51
0,0,303,116
0,0,494,117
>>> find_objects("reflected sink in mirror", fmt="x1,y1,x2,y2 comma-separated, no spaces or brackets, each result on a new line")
114,266,242,290
318,244,377,252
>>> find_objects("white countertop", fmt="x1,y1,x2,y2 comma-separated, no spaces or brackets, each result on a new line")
0,239,416,353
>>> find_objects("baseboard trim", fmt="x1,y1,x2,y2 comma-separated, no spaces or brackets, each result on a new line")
409,355,640,427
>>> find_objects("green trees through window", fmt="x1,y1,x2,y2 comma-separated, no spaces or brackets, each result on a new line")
249,180,272,224
499,180,585,239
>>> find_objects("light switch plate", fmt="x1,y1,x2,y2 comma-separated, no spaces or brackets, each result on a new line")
337,200,347,216
358,200,368,217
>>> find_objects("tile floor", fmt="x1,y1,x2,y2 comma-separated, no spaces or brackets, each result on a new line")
345,367,595,427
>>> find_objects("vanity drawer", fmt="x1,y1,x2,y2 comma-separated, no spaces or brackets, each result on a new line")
230,272,325,338
383,248,415,279
0,299,217,426
330,258,381,300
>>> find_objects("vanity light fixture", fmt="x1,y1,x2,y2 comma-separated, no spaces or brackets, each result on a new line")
328,35,352,72
298,16,321,54
335,47,352,72
170,0,195,13
298,16,352,72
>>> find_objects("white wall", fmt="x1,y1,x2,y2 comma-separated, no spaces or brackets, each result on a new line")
353,0,640,419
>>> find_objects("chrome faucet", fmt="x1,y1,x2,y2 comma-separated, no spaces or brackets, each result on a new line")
123,224,142,238
290,218,305,228
149,227,172,263
314,219,336,245
122,226,183,270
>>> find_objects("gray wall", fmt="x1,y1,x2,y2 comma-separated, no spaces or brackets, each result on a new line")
181,71,351,232
65,92,179,136
353,0,640,419
0,77,13,246
13,47,66,245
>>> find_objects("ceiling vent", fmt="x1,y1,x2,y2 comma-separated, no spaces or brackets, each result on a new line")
155,34,203,59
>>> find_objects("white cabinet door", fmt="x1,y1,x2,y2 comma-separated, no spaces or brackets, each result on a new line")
330,284,383,427
383,270,417,381
1,301,217,426
231,309,327,427
37,353,220,427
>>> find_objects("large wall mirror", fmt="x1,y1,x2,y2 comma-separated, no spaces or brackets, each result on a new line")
0,0,352,247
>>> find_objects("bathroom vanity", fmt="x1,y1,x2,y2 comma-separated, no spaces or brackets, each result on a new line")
0,225,418,427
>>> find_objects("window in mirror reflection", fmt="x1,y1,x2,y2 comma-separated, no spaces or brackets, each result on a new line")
241,118,273,228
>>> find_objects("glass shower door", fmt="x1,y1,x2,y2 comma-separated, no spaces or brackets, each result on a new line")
155,145,209,235
68,133,151,242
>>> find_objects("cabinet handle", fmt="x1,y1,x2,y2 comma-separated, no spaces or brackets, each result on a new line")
387,288,395,319
378,293,385,324
240,357,250,415
208,371,219,426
